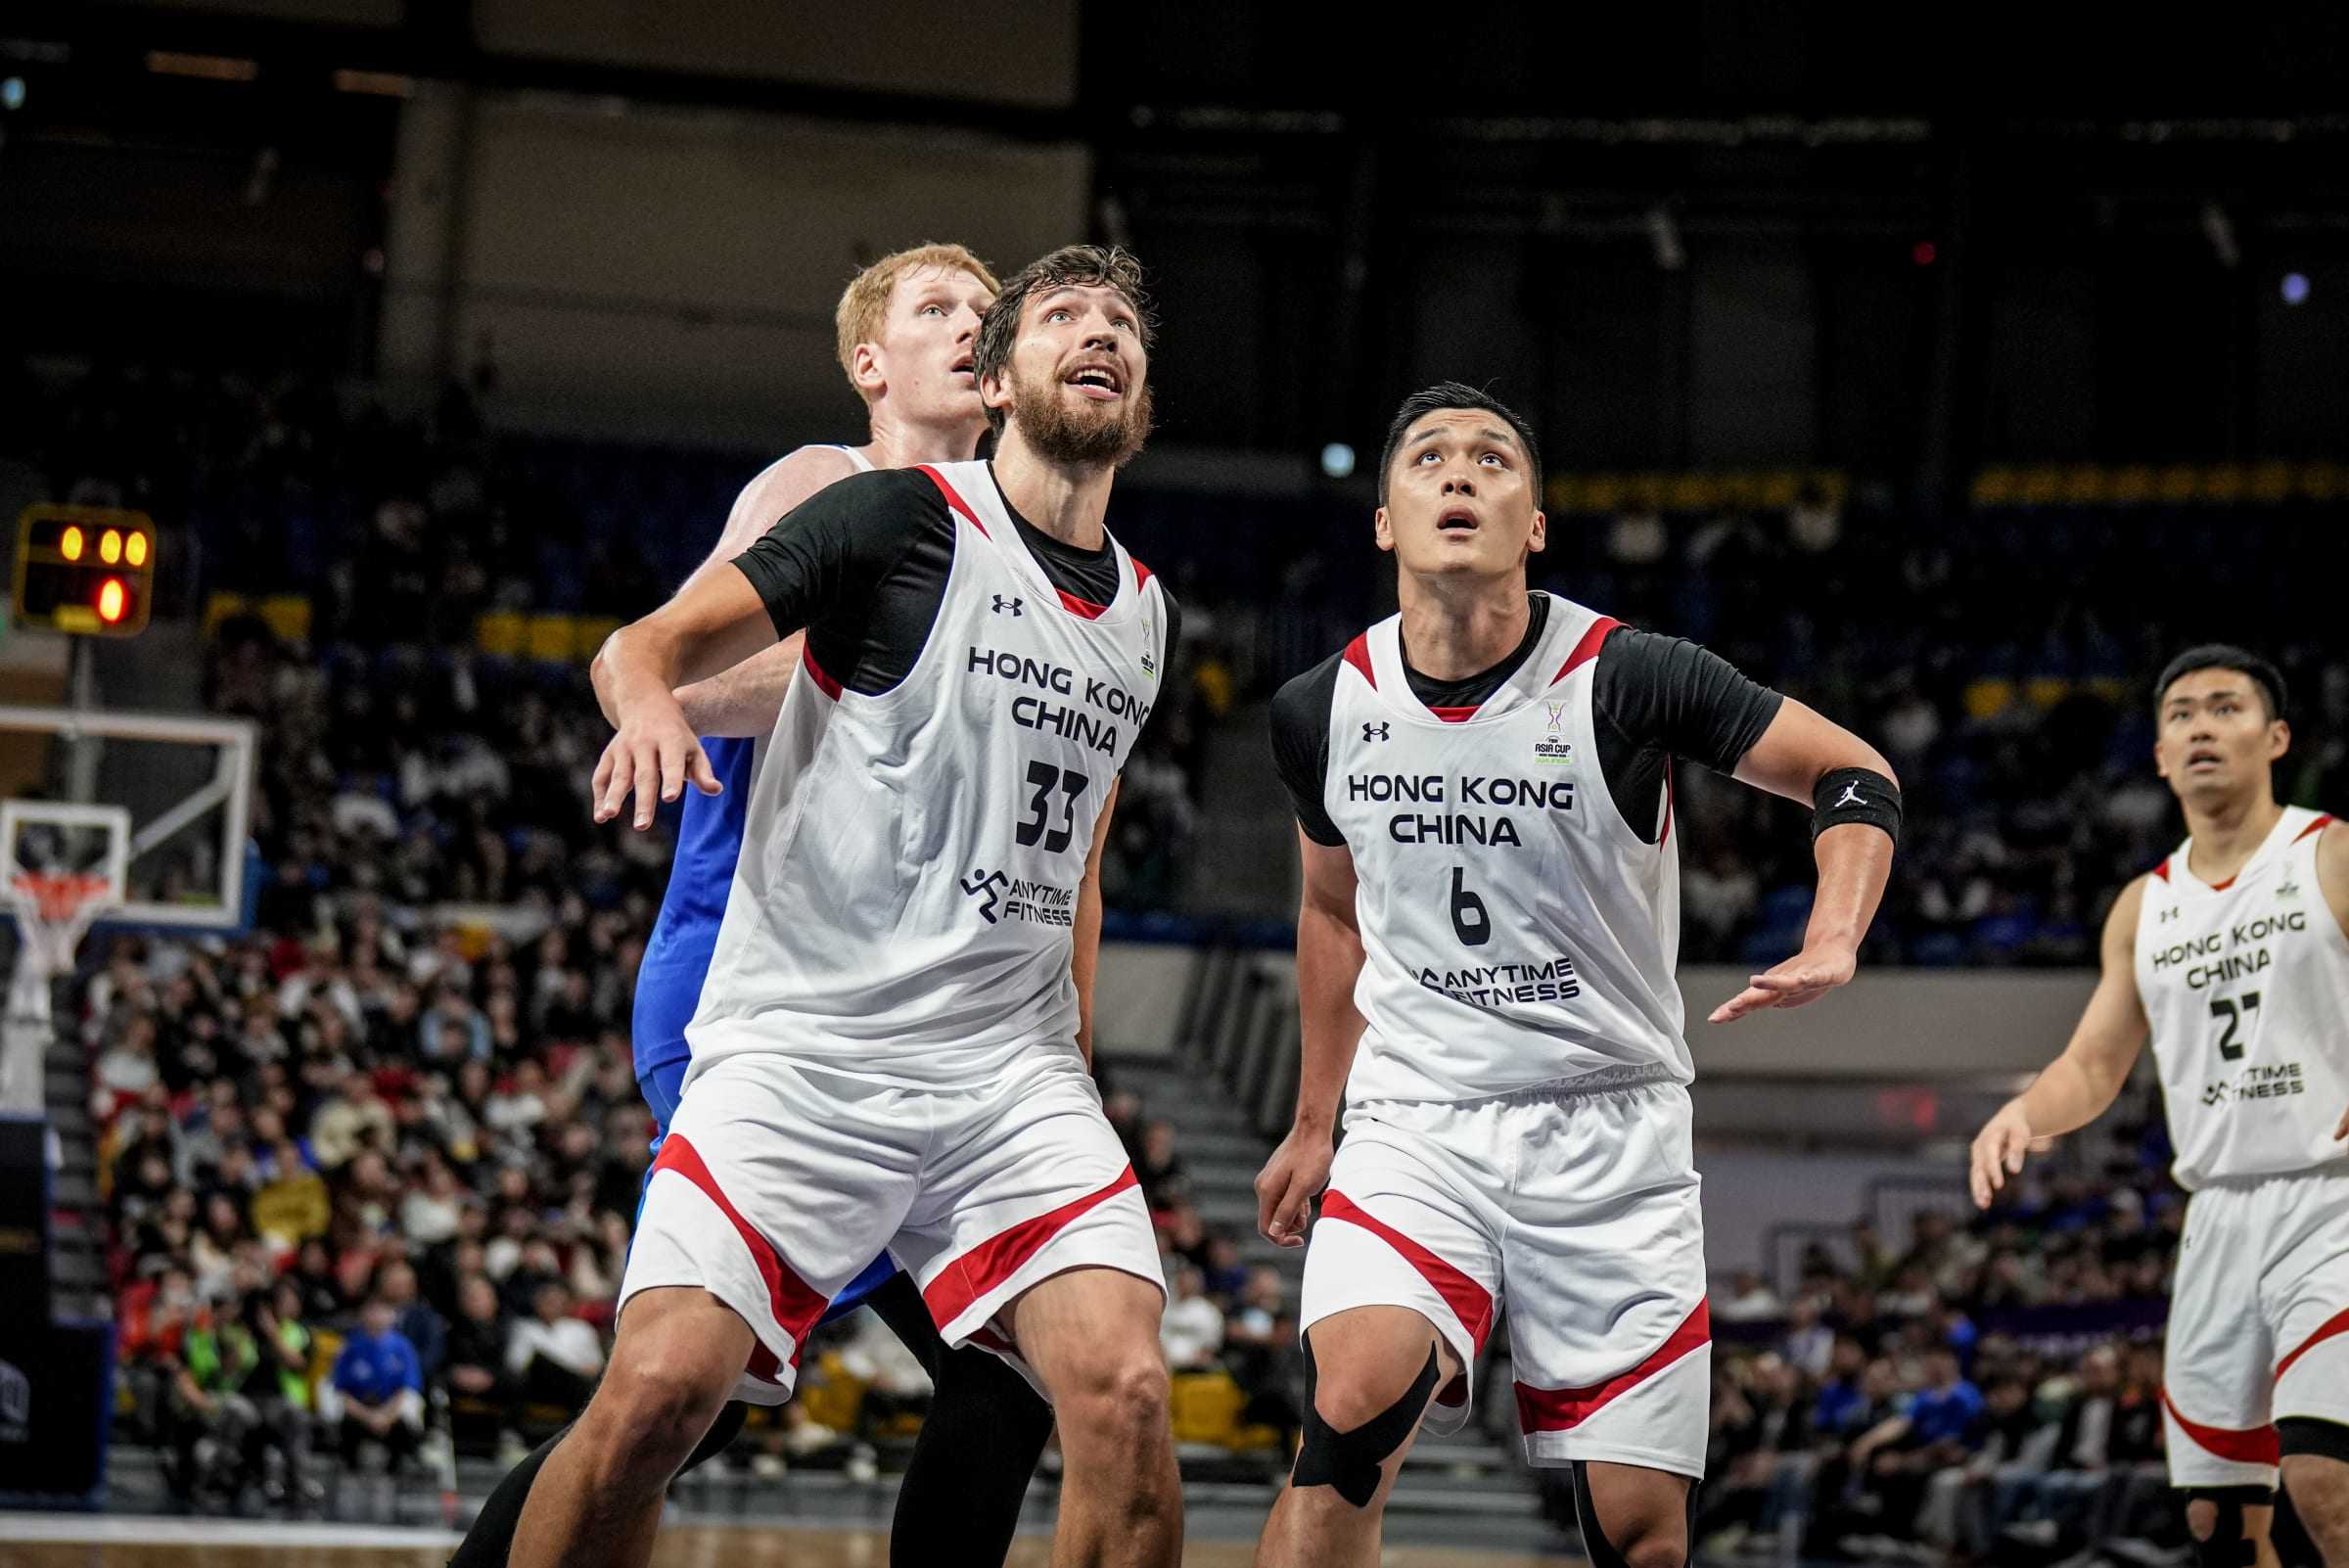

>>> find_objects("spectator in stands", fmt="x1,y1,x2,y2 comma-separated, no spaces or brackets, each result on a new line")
1222,1265,1300,1447
1135,1118,1187,1208
253,1137,331,1250
322,1295,426,1472
504,1281,603,1413
1159,1264,1225,1371
374,1258,446,1385
442,1273,512,1455
1718,1268,1786,1323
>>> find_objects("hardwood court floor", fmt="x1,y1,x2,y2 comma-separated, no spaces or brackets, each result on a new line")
0,1521,1588,1568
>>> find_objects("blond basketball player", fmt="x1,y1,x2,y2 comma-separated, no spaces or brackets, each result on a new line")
1970,646,2349,1568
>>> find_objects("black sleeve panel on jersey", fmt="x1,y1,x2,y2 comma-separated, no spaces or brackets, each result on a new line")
728,467,955,697
1268,655,1346,847
1590,627,1786,844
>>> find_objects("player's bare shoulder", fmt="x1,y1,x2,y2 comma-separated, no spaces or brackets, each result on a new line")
2313,811,2349,937
2104,870,2152,957
730,444,863,526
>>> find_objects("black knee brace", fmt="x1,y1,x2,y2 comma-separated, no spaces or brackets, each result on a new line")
1569,1460,1694,1568
1290,1337,1440,1508
2280,1415,2349,1465
2185,1486,2272,1568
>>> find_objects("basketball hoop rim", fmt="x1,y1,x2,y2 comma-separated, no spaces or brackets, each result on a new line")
7,869,117,928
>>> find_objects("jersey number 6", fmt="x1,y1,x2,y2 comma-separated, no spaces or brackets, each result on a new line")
1017,760,1088,853
1450,866,1492,947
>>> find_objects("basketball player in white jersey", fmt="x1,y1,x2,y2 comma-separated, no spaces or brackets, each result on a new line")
511,246,1182,1568
1970,646,2349,1568
447,245,1062,1568
1250,383,1900,1568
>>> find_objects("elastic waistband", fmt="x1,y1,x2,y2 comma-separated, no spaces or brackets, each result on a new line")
1360,1062,1684,1114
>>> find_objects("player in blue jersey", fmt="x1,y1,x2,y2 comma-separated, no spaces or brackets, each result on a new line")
450,243,1057,1568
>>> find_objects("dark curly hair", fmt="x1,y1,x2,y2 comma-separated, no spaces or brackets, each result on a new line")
971,245,1155,437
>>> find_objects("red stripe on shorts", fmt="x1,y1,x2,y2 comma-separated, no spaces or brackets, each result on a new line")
2278,1305,2349,1382
922,1167,1140,1329
651,1132,829,1366
1514,1298,1711,1434
2162,1386,2281,1466
1318,1189,1495,1354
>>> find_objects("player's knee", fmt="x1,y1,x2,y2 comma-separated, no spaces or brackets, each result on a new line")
1060,1343,1170,1442
592,1343,731,1469
2186,1497,2218,1541
1613,1523,1687,1568
1310,1352,1432,1434
2181,1487,2265,1567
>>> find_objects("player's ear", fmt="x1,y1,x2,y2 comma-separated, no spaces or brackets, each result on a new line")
980,370,1014,420
1372,506,1395,554
2268,717,2290,761
1527,509,1547,555
851,343,887,398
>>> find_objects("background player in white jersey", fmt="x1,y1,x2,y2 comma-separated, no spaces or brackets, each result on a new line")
1970,646,2349,1568
512,246,1181,1568
447,244,1061,1568
1251,384,1900,1568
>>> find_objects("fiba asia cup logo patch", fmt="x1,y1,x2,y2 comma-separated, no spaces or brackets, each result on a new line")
1535,702,1574,767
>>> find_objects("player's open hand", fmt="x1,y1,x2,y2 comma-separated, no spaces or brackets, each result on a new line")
591,704,721,830
1968,1102,2035,1209
1255,1124,1333,1249
1707,942,1858,1024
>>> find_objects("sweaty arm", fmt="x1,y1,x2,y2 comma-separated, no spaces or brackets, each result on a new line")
1710,696,1900,1021
589,468,928,829
1969,878,2151,1205
670,447,856,737
1072,778,1122,1068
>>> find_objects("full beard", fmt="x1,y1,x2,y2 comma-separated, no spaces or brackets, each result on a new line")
1008,368,1155,468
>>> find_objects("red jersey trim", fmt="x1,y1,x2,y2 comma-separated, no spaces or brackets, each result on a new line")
915,464,989,537
1056,588,1112,620
1515,1300,1711,1434
1319,1189,1495,1353
2163,1387,2280,1466
2152,858,2170,883
922,1167,1140,1329
1341,634,1377,690
2292,812,2336,846
1551,615,1624,685
802,646,843,700
1428,706,1479,723
651,1132,828,1368
1131,557,1154,591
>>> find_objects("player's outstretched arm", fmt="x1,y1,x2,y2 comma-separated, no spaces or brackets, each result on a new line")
1712,698,1898,1023
587,565,775,830
1256,832,1368,1248
2313,819,2349,1140
670,448,856,737
1072,777,1122,1068
1967,877,2151,1207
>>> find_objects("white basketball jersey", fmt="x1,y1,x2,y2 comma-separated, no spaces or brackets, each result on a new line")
684,459,1171,1090
1323,593,1691,1104
2135,806,2349,1188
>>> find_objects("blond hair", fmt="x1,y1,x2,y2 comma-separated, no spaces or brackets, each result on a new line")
834,243,1000,397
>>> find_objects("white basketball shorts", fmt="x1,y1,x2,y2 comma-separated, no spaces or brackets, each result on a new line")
1300,1074,1710,1477
618,1048,1165,1405
2162,1163,2349,1488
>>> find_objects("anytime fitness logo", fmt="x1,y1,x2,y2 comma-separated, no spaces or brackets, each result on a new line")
960,867,1074,927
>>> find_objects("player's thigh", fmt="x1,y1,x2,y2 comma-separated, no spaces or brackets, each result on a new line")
2267,1169,2349,1431
1304,1304,1463,1426
1505,1083,1710,1481
895,1056,1163,1362
2164,1185,2281,1490
1303,1117,1502,1438
1003,1264,1169,1403
622,1054,921,1400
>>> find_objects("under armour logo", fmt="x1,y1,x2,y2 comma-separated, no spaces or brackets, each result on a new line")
960,868,1009,923
1834,783,1866,809
2160,905,2180,922
991,595,1024,617
1363,722,1390,743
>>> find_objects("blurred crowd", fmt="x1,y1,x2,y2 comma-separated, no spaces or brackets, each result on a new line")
1682,1101,2223,1566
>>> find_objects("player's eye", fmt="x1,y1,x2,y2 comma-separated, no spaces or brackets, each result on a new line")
920,304,945,317
1417,449,1442,464
1480,452,1505,466
1045,308,1073,323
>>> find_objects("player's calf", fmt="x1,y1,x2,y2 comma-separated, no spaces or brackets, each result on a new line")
2280,1425,2349,1567
1570,1460,1693,1568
